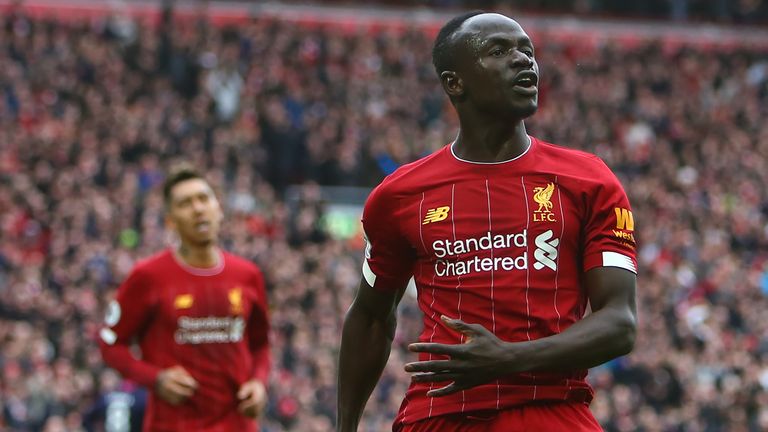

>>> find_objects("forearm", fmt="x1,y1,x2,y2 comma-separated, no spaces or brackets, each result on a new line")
336,305,395,432
509,306,636,373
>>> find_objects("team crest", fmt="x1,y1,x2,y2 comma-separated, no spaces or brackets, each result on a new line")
533,183,556,223
228,287,243,315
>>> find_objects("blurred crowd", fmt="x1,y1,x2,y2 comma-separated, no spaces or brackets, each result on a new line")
1,3,768,432
308,0,768,24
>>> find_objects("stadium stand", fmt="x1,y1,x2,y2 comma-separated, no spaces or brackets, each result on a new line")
1,1,767,431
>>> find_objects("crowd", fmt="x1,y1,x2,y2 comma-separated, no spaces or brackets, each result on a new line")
1,3,768,431
294,0,768,24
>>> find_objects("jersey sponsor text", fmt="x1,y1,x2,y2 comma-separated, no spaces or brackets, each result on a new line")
174,316,245,344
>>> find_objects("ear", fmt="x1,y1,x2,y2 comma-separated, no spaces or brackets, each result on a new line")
214,203,224,224
165,213,176,232
440,71,464,98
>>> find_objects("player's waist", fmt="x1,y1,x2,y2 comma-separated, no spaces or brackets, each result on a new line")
409,372,589,390
397,379,593,425
146,397,256,432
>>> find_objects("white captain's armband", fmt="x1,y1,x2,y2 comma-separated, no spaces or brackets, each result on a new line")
602,252,637,274
362,260,377,286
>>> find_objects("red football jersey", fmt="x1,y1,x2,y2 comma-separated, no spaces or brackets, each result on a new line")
361,137,637,426
99,249,270,432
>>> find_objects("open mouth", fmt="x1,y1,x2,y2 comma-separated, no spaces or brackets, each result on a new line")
511,71,538,95
511,71,538,87
194,221,211,232
514,77,536,88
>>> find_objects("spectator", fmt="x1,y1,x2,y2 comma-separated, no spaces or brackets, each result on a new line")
0,4,767,431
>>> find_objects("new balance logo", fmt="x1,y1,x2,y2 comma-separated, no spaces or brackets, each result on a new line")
534,230,559,271
174,294,194,309
423,206,450,224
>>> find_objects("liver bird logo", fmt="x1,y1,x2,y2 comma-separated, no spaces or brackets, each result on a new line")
229,287,243,315
533,183,555,213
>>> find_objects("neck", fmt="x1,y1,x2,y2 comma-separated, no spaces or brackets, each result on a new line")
452,112,530,163
177,242,220,268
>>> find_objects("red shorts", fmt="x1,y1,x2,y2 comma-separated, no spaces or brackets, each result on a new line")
396,402,602,432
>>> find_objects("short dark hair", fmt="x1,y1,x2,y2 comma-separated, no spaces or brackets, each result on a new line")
162,163,206,205
432,10,485,76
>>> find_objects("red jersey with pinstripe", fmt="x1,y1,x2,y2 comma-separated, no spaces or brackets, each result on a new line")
361,136,637,426
98,250,270,432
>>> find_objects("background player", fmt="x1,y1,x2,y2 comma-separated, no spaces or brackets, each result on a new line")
99,164,270,432
338,11,637,432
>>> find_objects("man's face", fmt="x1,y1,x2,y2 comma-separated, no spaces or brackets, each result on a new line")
450,14,539,118
166,179,223,247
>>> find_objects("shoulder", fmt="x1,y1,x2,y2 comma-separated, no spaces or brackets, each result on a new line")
130,249,174,278
222,253,267,301
535,138,608,168
222,251,264,278
388,147,448,183
534,138,617,180
369,147,449,202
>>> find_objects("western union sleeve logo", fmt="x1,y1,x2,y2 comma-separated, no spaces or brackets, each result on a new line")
614,208,634,231
423,206,450,224
174,294,194,309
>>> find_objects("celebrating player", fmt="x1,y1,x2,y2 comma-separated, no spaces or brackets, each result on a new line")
99,164,270,432
338,12,637,432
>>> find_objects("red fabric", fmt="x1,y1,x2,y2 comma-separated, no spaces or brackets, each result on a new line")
397,402,602,432
99,249,270,432
361,137,636,426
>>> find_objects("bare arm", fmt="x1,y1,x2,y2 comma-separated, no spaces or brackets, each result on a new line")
337,279,406,432
508,266,636,370
407,267,636,396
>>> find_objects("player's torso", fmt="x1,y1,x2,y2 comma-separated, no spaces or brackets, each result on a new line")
155,274,253,352
384,143,617,423
397,169,587,342
140,255,260,431
157,277,251,347
139,257,258,362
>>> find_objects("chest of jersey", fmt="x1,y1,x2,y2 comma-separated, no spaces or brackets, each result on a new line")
404,176,583,282
158,279,253,345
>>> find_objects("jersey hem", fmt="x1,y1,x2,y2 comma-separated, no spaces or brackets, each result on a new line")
394,391,594,426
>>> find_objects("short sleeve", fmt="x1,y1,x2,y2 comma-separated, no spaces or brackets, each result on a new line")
361,182,416,292
582,162,638,274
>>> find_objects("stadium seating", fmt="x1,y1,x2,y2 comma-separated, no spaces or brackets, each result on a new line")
1,3,767,431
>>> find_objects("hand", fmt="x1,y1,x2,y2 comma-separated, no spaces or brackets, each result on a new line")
237,379,267,418
155,365,198,405
405,315,513,397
